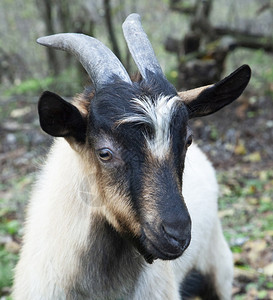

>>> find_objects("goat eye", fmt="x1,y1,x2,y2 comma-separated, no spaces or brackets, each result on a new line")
98,148,113,161
186,135,193,148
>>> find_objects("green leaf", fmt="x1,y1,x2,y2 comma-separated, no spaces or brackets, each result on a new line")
6,220,20,235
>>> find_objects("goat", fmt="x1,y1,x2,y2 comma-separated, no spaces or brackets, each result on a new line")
13,14,251,300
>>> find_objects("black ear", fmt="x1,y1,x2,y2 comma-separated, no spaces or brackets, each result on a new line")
38,91,87,143
186,65,251,119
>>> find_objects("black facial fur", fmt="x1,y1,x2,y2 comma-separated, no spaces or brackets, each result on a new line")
170,105,190,180
88,80,189,197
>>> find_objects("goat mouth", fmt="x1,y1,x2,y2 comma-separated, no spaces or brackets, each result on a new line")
132,233,183,264
140,225,190,261
132,227,189,263
146,238,184,261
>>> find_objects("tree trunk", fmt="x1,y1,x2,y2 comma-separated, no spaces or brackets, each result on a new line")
36,0,61,75
214,27,273,53
167,0,273,89
103,0,122,61
57,0,73,65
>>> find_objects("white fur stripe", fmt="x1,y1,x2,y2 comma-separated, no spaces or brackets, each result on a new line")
118,95,181,159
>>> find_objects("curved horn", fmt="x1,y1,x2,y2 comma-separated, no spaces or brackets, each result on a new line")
37,33,132,91
122,14,165,81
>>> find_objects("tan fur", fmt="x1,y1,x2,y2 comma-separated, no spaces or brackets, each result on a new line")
140,152,170,226
89,150,141,237
178,85,212,104
72,93,91,116
101,183,141,236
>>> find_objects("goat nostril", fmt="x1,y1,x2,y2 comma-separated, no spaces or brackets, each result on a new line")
162,224,191,249
162,224,179,242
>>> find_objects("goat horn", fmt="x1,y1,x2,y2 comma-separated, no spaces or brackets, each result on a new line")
37,33,132,91
122,14,165,82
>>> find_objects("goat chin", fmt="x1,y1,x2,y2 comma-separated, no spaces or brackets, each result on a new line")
13,139,233,300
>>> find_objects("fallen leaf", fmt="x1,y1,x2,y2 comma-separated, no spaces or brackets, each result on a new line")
263,262,273,276
233,252,244,265
10,106,31,118
244,151,262,163
243,239,267,253
242,239,269,268
265,230,273,237
218,209,234,218
5,240,20,254
247,287,258,299
235,141,247,155
236,102,249,119
234,267,259,282
232,286,241,296
261,196,271,204
246,197,259,205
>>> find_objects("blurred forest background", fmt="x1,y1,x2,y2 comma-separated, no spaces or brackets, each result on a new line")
0,0,272,299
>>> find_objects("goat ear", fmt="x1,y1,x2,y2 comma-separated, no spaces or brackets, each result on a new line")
179,65,251,119
38,91,86,143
